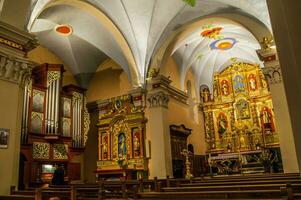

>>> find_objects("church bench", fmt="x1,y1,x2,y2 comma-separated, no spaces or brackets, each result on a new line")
137,189,284,199
196,173,300,180
162,183,289,192
0,195,35,200
191,176,301,183
181,179,301,187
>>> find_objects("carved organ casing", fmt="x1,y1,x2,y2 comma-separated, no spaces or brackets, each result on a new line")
20,63,90,185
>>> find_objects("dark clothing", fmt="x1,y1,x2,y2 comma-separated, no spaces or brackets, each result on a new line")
51,167,65,185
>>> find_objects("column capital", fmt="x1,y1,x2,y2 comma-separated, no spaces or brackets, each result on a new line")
0,52,36,86
148,91,170,108
0,21,38,87
257,48,278,66
257,48,282,84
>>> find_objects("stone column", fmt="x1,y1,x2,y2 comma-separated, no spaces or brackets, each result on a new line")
267,0,301,174
0,21,37,195
147,75,173,178
258,48,299,173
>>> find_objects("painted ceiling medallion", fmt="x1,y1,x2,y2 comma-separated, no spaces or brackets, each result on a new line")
210,38,237,50
55,25,73,36
201,27,223,39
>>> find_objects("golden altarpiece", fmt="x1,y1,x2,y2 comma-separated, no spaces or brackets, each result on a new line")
201,62,282,174
19,63,90,187
96,94,148,180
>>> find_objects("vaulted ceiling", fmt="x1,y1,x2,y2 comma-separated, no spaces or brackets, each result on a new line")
172,19,262,91
27,0,271,89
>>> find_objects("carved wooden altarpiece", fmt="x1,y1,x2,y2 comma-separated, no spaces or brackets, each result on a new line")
96,94,148,180
201,61,282,174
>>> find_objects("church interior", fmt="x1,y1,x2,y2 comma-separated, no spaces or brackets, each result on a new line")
1,0,301,199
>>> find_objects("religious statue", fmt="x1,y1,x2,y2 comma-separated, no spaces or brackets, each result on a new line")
255,139,261,150
248,74,257,91
201,88,210,103
102,136,108,159
227,142,232,152
221,80,229,96
239,133,246,149
261,107,273,131
133,132,140,157
261,37,274,50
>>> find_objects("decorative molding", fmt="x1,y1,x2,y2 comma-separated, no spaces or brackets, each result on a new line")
257,48,282,84
47,71,61,86
53,143,68,160
262,65,282,84
148,91,170,108
83,96,90,146
0,21,38,54
0,52,35,86
32,142,50,159
148,74,188,104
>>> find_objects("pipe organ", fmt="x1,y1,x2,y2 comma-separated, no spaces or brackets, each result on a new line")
20,63,90,186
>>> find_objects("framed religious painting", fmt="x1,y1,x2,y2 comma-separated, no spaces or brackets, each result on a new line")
0,128,9,148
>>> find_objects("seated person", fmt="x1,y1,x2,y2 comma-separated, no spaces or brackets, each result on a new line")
51,165,65,185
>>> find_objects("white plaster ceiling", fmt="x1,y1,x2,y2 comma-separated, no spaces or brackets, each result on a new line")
172,20,262,91
27,0,271,88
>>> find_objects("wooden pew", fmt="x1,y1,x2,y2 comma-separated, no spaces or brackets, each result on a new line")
137,189,285,199
0,195,35,200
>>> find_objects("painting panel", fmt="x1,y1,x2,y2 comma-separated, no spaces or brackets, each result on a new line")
32,90,45,112
233,75,245,93
0,128,9,148
31,112,43,134
63,98,71,117
118,133,126,158
235,99,250,120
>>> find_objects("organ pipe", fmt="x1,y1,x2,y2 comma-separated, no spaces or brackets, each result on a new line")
55,78,60,134
21,64,88,149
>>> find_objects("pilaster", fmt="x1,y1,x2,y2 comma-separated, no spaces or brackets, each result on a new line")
147,75,173,178
257,47,299,173
0,21,37,195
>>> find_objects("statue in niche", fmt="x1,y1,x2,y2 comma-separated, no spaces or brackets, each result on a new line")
233,75,245,93
201,88,210,102
102,136,108,159
227,142,232,152
239,132,247,149
221,80,230,96
248,74,257,91
118,133,127,158
213,80,219,99
261,107,274,131
217,113,227,137
255,139,261,150
133,131,140,157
